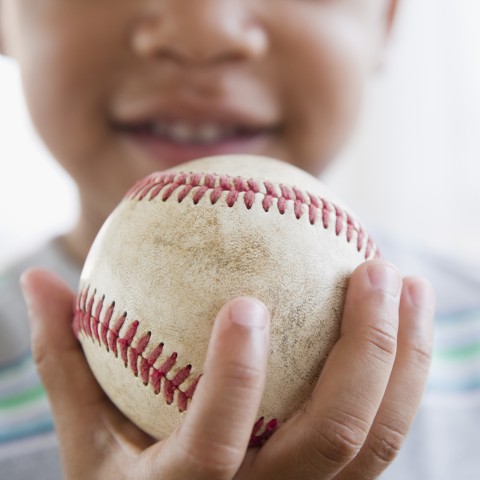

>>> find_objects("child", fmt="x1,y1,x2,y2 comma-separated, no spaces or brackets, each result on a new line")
0,1,436,479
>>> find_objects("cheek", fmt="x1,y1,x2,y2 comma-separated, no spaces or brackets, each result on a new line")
24,55,96,130
291,17,368,118
17,11,121,171
275,14,371,170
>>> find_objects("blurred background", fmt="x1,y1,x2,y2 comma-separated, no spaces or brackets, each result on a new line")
1,0,479,270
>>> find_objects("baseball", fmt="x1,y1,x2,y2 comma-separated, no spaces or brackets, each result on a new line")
73,154,378,446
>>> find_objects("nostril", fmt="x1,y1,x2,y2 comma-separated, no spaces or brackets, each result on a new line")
131,6,268,65
130,17,172,60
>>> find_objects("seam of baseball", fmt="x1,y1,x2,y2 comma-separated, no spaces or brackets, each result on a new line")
73,286,278,446
126,171,379,259
73,286,200,412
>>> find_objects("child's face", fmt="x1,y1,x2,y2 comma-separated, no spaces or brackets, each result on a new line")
1,0,394,217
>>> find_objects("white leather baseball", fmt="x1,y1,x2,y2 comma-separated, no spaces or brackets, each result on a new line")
73,154,379,446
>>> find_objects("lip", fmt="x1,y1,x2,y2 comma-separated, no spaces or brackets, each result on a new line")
117,125,278,168
112,98,280,167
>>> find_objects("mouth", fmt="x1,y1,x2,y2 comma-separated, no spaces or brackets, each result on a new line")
116,119,278,146
112,111,281,168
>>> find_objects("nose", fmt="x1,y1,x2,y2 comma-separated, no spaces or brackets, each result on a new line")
131,0,268,65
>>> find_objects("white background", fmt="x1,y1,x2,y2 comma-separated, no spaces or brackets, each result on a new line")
1,0,480,269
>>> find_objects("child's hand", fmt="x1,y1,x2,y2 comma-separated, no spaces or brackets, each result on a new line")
21,259,434,480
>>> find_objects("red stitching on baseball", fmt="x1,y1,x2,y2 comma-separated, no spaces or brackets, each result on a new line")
126,171,379,259
250,417,279,447
73,287,279,447
73,287,200,413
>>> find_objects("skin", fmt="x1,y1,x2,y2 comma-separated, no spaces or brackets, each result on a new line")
2,0,435,479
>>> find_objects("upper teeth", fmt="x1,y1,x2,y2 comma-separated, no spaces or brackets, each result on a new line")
152,121,234,144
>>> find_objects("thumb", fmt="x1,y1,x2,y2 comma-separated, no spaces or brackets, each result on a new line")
155,297,270,479
20,268,107,417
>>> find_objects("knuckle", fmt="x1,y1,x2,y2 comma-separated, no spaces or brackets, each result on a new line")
407,339,433,369
220,359,264,387
309,414,366,467
368,421,406,464
364,324,398,362
176,437,238,480
30,336,53,382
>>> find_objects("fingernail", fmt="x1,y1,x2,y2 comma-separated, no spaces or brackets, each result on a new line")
230,298,268,329
367,262,402,296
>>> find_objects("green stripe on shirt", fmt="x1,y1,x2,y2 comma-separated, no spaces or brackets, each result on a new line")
0,384,46,410
434,341,480,362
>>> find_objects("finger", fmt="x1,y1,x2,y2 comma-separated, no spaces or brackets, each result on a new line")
21,268,108,412
21,269,153,470
253,259,402,480
335,276,435,479
156,297,270,480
